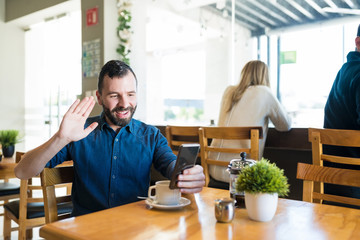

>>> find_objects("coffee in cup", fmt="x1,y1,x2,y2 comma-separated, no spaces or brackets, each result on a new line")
148,180,181,205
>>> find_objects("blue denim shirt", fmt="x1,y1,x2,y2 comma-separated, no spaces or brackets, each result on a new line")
46,113,176,216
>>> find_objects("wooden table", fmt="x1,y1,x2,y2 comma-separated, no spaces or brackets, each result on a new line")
0,157,16,179
39,187,360,240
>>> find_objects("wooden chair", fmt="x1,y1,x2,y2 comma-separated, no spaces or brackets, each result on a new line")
0,151,23,210
0,152,22,236
3,173,45,239
199,126,263,186
297,162,360,207
165,125,201,161
40,165,73,223
150,125,202,185
15,151,25,163
308,128,360,201
0,183,20,216
3,158,73,240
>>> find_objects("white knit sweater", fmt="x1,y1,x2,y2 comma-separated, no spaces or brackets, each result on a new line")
210,85,292,183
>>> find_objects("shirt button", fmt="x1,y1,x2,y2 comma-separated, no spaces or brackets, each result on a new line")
115,139,118,142
112,175,115,179
114,156,117,159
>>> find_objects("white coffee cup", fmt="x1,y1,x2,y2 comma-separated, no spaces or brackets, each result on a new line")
148,180,181,205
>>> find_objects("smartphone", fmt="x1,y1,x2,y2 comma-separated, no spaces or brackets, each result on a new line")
169,143,200,189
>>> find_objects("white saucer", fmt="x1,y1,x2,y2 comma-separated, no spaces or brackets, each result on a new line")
145,197,191,210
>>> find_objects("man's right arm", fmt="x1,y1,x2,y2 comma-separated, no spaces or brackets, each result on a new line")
15,132,71,179
15,97,98,179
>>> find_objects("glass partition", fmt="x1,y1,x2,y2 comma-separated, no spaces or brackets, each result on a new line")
144,1,359,128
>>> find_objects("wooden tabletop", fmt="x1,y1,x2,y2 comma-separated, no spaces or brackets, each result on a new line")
39,187,360,240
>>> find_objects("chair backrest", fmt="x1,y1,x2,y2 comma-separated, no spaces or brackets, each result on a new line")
16,151,36,199
308,128,360,196
18,151,42,223
15,151,25,163
0,152,21,220
297,162,360,207
199,126,263,186
165,125,202,166
40,166,74,223
308,128,360,166
165,126,201,155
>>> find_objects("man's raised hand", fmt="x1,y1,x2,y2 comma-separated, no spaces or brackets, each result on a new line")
58,97,98,143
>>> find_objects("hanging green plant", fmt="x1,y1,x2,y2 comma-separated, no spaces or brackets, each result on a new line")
117,0,132,65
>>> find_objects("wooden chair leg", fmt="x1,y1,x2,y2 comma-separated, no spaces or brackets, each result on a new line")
3,211,11,240
26,228,33,239
18,225,27,240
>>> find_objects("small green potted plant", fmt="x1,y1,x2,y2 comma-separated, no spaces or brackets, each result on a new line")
236,158,289,222
0,130,21,158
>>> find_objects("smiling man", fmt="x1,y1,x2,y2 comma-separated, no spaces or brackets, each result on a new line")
15,60,205,216
97,61,138,129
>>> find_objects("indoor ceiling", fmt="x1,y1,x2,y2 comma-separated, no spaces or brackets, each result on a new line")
206,0,360,36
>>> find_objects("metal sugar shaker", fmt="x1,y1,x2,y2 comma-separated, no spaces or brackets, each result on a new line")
214,198,235,223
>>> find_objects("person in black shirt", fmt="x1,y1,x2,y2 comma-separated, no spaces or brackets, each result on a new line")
323,24,360,204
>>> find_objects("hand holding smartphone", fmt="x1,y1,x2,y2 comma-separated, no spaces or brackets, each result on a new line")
169,143,200,189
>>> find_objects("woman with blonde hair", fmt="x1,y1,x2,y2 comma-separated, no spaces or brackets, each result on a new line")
209,60,291,185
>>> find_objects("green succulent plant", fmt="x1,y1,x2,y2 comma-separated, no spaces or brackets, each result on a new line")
236,158,289,197
0,130,21,148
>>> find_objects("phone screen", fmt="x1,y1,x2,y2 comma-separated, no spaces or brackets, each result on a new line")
169,143,200,189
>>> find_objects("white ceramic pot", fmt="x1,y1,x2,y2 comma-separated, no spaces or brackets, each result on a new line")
244,192,278,222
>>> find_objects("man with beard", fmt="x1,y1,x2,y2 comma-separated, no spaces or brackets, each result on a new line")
15,60,205,216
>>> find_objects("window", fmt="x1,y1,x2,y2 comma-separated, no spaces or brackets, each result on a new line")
25,11,81,150
145,2,254,126
162,50,206,124
145,2,359,128
276,22,359,127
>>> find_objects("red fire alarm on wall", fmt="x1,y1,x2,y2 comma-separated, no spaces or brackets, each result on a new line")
86,7,98,26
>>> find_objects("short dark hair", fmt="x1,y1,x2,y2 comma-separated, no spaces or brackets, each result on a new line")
357,24,360,37
98,60,137,94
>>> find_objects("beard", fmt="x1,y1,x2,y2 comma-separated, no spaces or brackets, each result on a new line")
103,104,137,128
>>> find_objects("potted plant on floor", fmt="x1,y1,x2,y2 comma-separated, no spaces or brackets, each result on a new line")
236,158,289,222
0,130,21,158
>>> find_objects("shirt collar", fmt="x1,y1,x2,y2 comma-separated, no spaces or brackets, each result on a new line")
347,51,360,61
99,112,108,131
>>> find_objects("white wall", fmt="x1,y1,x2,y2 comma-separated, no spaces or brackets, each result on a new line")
0,0,26,151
